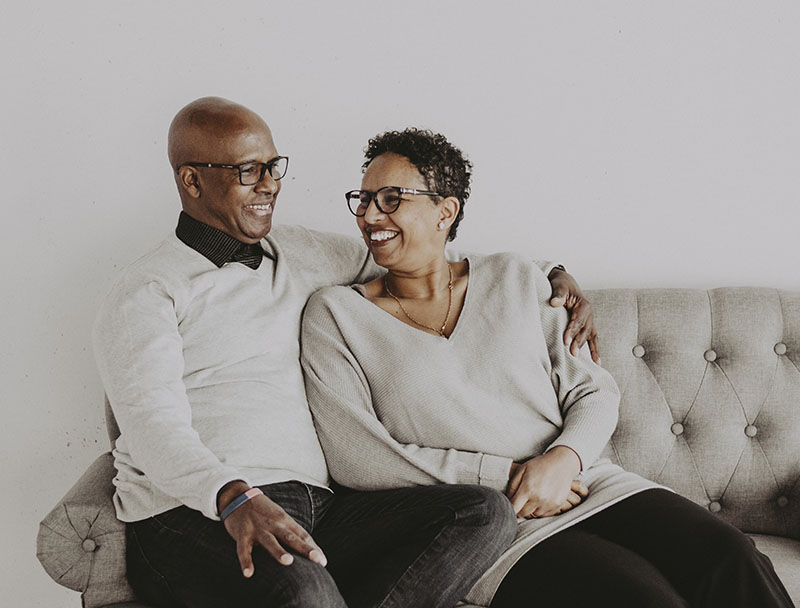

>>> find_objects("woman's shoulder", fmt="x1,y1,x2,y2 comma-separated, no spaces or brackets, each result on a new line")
306,284,362,315
306,285,358,309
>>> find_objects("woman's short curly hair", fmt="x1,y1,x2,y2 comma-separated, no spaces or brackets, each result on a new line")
362,128,472,241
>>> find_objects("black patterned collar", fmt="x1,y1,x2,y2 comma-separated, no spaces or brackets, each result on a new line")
175,211,266,269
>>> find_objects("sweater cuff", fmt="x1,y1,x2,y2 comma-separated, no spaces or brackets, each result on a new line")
546,436,597,473
478,454,513,492
537,261,560,277
205,471,254,520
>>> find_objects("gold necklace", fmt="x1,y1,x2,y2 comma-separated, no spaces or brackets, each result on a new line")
384,264,454,337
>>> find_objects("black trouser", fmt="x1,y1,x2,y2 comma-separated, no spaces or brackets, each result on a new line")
492,488,794,608
127,481,517,608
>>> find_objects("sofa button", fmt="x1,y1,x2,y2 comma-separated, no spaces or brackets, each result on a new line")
744,425,758,438
774,342,787,355
703,349,717,362
777,496,789,508
81,538,97,553
632,345,645,358
670,422,684,436
708,501,722,513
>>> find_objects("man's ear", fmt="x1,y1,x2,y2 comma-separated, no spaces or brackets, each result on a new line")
439,196,460,228
177,166,202,199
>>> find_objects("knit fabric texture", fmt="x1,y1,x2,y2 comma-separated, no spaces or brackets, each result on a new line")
301,252,659,605
93,224,375,521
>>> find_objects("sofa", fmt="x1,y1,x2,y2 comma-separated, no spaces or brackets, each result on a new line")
37,287,800,606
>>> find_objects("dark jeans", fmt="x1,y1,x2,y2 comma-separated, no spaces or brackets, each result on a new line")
127,481,517,608
491,488,794,608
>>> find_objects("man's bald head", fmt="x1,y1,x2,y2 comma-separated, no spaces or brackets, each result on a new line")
167,97,273,170
168,97,282,243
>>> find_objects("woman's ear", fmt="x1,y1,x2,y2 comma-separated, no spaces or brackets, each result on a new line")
438,196,460,229
177,166,202,199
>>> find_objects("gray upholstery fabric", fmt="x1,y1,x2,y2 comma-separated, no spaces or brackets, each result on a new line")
36,287,800,607
751,534,800,601
37,453,138,608
590,288,800,540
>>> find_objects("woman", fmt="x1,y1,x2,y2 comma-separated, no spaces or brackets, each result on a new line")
300,128,792,607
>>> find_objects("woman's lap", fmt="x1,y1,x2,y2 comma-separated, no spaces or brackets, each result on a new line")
491,488,793,608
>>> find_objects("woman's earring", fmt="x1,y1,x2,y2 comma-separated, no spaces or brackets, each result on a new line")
438,221,446,230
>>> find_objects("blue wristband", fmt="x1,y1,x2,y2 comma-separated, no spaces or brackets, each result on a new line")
220,487,263,522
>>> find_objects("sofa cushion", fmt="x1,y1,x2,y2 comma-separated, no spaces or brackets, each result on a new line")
751,534,800,601
37,452,137,608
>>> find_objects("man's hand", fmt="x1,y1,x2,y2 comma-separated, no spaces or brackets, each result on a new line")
547,267,600,364
506,447,583,518
219,482,327,578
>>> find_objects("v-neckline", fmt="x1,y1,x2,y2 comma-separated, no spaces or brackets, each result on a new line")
354,257,473,342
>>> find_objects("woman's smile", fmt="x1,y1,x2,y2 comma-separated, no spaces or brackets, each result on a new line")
367,229,400,244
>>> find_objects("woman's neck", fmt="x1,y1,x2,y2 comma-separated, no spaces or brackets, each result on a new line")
384,257,451,299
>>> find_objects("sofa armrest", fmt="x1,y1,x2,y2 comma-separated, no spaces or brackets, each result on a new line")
37,452,139,608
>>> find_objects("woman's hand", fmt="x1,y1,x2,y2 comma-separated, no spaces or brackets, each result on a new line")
506,447,584,518
547,267,600,364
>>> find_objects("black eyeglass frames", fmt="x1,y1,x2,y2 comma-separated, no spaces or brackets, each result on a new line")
345,186,441,216
180,156,289,186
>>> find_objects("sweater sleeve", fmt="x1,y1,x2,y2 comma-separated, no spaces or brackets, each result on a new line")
92,273,248,520
305,228,382,284
532,266,620,470
447,248,556,277
300,290,513,493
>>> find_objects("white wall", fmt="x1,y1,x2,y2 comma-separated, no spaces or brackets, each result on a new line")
2,2,798,605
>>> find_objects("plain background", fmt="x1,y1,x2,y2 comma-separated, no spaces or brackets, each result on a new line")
2,2,798,605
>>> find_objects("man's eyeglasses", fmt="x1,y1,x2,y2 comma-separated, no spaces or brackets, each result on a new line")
180,156,289,186
345,186,440,217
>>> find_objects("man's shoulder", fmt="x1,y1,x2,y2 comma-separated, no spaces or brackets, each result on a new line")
267,224,372,287
108,235,199,293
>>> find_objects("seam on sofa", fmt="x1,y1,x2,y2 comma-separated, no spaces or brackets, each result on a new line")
40,518,77,542
58,559,85,586
718,445,747,504
752,434,788,535
680,360,708,432
633,291,685,482
778,291,800,376
785,354,800,376
615,291,637,405
683,427,712,503
654,434,678,482
716,361,749,427
751,354,783,514
750,290,783,424
752,355,780,425
64,502,81,544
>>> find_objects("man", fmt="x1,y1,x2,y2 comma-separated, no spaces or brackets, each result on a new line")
93,97,598,607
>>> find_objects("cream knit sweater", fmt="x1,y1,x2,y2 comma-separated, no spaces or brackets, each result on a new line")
93,224,374,522
301,252,660,605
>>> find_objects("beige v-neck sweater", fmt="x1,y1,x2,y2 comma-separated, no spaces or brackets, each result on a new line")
301,252,659,605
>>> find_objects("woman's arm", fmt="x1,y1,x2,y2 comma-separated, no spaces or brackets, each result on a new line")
536,265,620,468
300,290,513,493
506,264,619,517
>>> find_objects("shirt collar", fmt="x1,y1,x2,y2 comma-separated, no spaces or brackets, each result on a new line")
175,211,267,267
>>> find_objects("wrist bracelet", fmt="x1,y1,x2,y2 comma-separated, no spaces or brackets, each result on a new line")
220,487,263,522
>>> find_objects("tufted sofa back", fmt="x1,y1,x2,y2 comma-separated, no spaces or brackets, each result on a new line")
588,287,800,540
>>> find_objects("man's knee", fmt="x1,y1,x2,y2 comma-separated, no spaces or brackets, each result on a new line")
448,485,517,547
263,559,346,608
